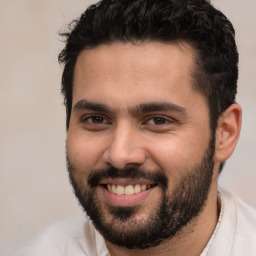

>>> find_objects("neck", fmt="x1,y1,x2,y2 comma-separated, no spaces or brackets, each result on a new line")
106,185,220,256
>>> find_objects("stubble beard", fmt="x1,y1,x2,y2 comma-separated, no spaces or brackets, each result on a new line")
67,136,215,249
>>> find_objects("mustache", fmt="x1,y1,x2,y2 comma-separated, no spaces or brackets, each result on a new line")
87,167,168,190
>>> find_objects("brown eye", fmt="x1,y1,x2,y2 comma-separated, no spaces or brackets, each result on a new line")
81,115,111,131
147,116,168,125
90,116,105,124
85,115,109,124
153,117,166,125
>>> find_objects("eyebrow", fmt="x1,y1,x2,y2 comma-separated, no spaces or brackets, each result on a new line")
73,100,112,113
73,99,188,117
132,102,187,116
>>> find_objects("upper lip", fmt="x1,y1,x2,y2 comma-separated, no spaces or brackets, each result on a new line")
99,178,155,186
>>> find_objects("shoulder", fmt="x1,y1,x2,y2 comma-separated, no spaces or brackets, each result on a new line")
222,188,256,225
206,188,256,256
12,217,94,256
220,188,256,254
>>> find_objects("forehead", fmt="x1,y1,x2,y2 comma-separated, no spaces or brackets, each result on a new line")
74,41,195,87
72,41,207,114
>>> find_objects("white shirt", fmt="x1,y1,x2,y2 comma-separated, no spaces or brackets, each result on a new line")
13,188,256,256
202,188,256,256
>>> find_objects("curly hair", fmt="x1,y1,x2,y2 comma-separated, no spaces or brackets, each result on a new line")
59,0,238,139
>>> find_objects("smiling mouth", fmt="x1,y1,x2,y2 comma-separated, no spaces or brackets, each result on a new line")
102,184,156,195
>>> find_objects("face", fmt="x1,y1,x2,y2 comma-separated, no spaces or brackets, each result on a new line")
67,42,215,249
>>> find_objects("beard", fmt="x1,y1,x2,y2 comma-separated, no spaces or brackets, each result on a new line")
67,136,215,250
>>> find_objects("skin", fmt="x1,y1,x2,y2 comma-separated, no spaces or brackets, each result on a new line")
67,41,242,256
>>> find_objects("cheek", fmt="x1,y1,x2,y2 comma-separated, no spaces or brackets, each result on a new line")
149,132,210,176
67,129,105,172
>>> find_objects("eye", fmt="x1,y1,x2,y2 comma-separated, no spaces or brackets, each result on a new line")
81,115,111,131
86,115,108,124
143,115,176,132
146,116,170,125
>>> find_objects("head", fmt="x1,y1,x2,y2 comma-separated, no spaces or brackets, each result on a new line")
59,0,238,135
59,0,241,251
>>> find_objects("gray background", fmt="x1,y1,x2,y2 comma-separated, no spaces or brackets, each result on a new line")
0,0,255,255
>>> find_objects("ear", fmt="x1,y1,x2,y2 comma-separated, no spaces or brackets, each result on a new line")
214,104,242,162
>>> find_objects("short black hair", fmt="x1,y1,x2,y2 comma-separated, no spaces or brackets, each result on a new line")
59,0,238,143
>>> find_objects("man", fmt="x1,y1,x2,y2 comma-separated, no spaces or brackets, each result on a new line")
14,0,256,255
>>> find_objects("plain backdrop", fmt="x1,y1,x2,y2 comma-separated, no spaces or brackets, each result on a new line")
0,0,255,255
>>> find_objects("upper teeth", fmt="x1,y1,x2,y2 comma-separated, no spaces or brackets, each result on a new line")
107,184,151,195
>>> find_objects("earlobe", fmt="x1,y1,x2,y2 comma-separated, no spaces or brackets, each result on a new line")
214,104,242,162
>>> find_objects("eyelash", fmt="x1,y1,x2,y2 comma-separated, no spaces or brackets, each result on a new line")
82,115,111,124
82,114,174,127
145,116,173,126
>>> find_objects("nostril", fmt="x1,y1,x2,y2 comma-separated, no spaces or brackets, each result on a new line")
103,147,147,170
102,130,147,163
123,163,143,170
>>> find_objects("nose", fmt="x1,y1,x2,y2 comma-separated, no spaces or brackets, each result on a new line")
102,124,147,169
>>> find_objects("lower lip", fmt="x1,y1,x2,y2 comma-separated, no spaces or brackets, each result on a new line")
100,186,155,207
